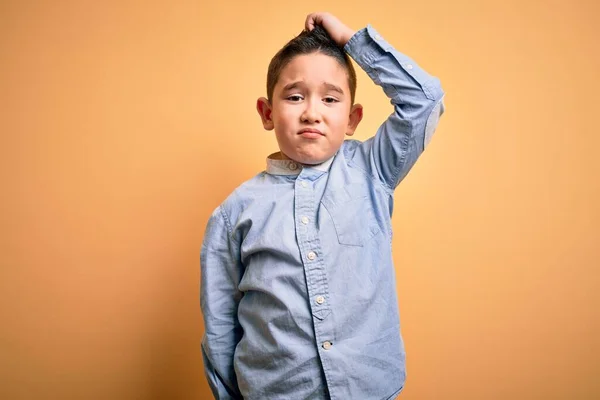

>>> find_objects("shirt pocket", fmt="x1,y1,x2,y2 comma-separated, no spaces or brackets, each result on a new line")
321,184,381,247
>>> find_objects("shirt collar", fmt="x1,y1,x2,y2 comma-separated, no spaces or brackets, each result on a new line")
266,152,335,176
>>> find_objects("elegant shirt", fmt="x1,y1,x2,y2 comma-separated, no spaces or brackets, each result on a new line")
200,25,445,400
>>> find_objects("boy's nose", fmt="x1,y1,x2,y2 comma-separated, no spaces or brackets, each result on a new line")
301,102,321,123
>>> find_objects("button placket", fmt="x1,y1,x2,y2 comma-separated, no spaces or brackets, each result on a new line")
293,171,335,397
293,173,332,321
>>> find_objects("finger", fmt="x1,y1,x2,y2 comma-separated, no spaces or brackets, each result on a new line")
312,13,324,28
305,13,316,31
305,12,324,31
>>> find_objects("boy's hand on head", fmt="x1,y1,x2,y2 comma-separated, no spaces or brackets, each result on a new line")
305,12,356,47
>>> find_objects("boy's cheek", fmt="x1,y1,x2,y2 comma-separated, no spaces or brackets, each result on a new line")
274,114,297,129
275,105,295,117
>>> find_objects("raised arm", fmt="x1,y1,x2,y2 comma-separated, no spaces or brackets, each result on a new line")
306,12,445,190
200,206,244,399
344,25,445,190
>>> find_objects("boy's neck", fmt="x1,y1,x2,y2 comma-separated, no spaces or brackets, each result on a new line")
266,151,336,176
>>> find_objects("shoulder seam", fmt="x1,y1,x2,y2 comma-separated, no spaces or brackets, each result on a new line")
343,141,396,196
217,205,236,241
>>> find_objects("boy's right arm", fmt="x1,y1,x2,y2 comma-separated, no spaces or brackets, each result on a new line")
200,206,244,400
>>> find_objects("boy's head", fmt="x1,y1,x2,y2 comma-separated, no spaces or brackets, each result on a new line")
257,26,363,165
266,26,358,104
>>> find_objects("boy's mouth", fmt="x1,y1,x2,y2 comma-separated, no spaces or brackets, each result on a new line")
298,128,324,138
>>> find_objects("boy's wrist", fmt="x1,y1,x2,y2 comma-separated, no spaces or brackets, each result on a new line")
343,27,369,56
340,28,356,46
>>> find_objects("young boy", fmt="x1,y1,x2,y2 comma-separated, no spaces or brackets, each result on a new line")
200,12,445,400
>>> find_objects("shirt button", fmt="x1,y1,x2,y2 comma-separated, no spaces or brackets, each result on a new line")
405,64,413,70
289,162,298,171
307,251,316,260
322,341,332,350
315,295,325,304
300,181,308,188
301,216,309,225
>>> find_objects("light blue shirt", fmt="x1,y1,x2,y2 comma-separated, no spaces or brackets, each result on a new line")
200,25,445,400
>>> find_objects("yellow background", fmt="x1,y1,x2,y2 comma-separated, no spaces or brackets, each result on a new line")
1,0,598,398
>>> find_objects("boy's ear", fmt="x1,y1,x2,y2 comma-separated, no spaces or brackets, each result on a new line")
346,103,363,136
256,97,274,131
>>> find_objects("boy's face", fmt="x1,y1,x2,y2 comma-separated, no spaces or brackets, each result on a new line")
257,52,363,165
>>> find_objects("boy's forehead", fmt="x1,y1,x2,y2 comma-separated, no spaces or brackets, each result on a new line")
276,53,350,90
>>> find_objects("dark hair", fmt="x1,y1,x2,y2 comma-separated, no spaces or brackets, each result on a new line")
266,26,357,104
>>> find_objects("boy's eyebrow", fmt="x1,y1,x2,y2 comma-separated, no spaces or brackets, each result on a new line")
281,81,345,95
322,82,345,95
282,81,305,92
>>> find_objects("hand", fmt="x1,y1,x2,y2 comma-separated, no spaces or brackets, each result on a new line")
304,12,356,47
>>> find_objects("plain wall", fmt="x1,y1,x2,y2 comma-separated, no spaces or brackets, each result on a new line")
1,0,598,398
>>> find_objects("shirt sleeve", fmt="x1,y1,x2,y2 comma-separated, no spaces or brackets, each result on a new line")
344,24,446,191
200,206,244,399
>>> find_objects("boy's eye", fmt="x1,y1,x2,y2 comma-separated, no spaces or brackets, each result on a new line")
287,95,303,101
323,97,339,104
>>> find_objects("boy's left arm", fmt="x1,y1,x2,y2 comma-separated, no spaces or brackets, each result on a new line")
306,12,445,190
344,24,445,190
